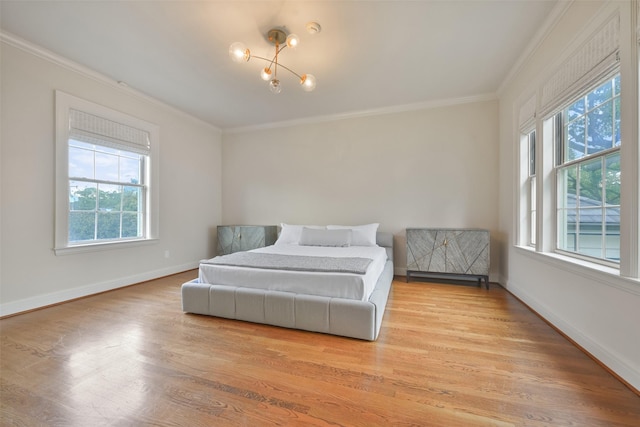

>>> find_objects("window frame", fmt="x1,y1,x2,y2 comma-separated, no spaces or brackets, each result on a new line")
527,130,537,247
514,7,640,290
54,91,160,255
551,73,621,267
519,127,538,249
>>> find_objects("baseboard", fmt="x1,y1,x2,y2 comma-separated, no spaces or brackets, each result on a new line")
506,279,640,393
0,262,198,317
394,267,407,277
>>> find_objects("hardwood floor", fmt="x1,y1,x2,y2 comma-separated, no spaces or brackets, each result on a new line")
1,271,638,426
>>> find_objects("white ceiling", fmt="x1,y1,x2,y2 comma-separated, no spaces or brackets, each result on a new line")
0,1,559,131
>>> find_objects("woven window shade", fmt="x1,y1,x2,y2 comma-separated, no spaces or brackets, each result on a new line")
519,95,537,131
69,109,150,155
540,15,620,117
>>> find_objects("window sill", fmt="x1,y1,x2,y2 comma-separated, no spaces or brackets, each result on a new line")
54,238,158,256
514,245,640,296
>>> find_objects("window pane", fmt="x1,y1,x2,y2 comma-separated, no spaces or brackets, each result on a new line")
605,208,620,261
579,158,602,206
565,117,585,161
97,212,121,239
95,151,119,182
69,212,95,242
122,213,142,238
559,165,577,209
587,79,612,109
558,165,577,253
69,146,95,179
69,139,94,150
605,152,621,205
528,132,536,176
69,181,96,211
614,74,620,96
98,184,122,211
586,102,613,154
558,208,577,252
614,97,621,146
577,208,603,259
120,156,141,184
566,98,585,121
530,178,536,211
95,145,120,155
123,186,141,213
530,210,536,245
530,177,536,246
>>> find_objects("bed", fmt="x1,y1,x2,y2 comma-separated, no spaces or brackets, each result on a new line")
181,225,394,341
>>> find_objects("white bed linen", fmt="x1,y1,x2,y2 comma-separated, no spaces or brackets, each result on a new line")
198,244,388,301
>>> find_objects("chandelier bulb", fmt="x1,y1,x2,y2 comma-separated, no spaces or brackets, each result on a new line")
286,33,300,48
260,67,272,81
269,79,282,94
229,42,250,63
300,74,317,92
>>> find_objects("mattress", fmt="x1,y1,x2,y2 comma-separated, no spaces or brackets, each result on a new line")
198,244,388,301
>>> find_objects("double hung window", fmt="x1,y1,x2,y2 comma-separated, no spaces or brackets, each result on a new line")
68,110,148,243
554,75,621,263
55,91,159,253
526,130,537,247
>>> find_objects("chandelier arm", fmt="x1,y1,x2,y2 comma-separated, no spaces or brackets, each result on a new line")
258,45,287,72
252,55,277,69
251,56,303,80
272,62,303,80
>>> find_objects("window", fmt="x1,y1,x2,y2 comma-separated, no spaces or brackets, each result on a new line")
527,130,537,246
68,137,145,243
55,92,159,253
554,74,621,263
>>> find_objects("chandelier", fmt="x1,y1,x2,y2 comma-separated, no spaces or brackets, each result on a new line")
229,26,317,94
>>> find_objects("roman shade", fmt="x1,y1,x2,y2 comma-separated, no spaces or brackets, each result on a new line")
540,14,620,117
69,108,151,155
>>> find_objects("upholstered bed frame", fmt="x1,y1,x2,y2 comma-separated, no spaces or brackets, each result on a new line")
181,232,394,341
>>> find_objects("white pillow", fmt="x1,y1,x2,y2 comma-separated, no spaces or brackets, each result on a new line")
299,228,352,247
275,223,326,245
326,223,379,246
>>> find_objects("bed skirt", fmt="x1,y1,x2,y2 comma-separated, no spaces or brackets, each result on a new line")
181,258,394,341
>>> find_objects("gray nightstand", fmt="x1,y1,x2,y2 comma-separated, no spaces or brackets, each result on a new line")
406,228,490,288
217,225,277,255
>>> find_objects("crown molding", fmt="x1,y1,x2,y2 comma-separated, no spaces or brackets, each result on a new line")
498,0,574,97
0,30,221,134
223,93,498,134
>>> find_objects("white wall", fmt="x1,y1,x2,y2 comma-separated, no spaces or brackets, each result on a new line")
0,40,222,315
498,0,640,390
222,100,500,277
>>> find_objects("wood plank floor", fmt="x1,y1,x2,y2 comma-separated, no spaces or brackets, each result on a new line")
1,271,638,426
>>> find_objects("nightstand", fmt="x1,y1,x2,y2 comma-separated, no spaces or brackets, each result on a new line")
217,225,277,255
406,228,490,288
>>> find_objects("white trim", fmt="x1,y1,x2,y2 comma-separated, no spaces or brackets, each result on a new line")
506,273,640,391
0,30,221,134
514,245,640,296
618,0,640,279
54,238,158,256
540,13,620,116
224,93,498,134
498,0,574,96
2,29,495,134
55,91,160,253
518,95,537,131
0,262,198,318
